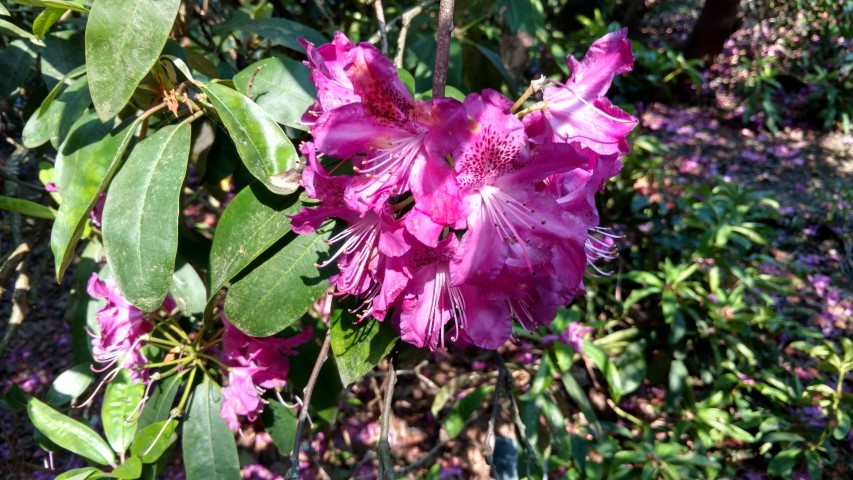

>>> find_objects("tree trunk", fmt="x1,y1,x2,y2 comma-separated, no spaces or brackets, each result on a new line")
682,0,742,62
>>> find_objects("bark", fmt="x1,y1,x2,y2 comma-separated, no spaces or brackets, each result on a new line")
683,0,742,62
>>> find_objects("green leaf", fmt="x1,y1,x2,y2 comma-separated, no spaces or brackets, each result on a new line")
103,122,191,311
616,341,647,396
666,359,687,409
138,374,182,431
0,384,28,412
46,363,93,406
397,68,416,97
224,223,334,337
444,385,492,438
102,369,144,454
208,183,302,298
0,3,8,15
22,65,86,149
170,257,207,317
834,409,851,440
202,82,300,195
498,0,545,35
582,342,623,403
51,116,139,279
554,346,601,436
767,448,801,477
32,7,65,38
213,16,326,53
330,309,398,386
111,457,142,479
54,467,101,480
468,42,517,93
0,196,56,219
182,378,240,480
47,75,92,149
131,419,178,463
27,397,115,466
233,57,316,131
8,0,90,13
0,18,42,43
262,401,297,457
0,40,36,98
85,0,181,120
41,30,85,90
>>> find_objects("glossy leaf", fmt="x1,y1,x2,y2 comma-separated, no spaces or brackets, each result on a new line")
32,7,64,38
201,82,300,195
0,40,36,98
103,123,190,311
51,116,139,278
102,369,144,454
233,57,315,130
22,65,86,149
46,363,93,406
131,419,178,463
182,378,240,480
444,385,492,438
224,224,334,337
170,258,206,317
0,196,56,219
8,0,90,13
137,374,182,430
54,468,100,480
213,16,326,53
47,75,92,149
262,401,297,456
41,30,85,89
208,183,301,299
0,18,41,43
330,309,398,386
582,342,623,403
111,457,142,479
0,384,27,412
85,0,180,120
27,397,115,466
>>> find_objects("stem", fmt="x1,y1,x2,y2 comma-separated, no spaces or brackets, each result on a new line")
515,101,548,119
431,0,455,97
286,328,333,480
511,75,548,113
378,363,397,480
483,361,505,478
373,0,388,55
498,357,536,478
176,365,198,416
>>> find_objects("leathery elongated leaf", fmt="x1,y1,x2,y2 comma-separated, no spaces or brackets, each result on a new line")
103,123,190,311
330,309,398,386
182,378,240,480
102,369,144,454
232,57,315,130
224,223,334,337
208,182,302,300
27,398,115,466
85,0,180,120
51,116,140,278
202,82,300,195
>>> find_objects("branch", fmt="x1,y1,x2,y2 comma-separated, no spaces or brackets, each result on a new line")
378,361,397,479
432,0,455,97
367,0,438,45
373,0,389,55
0,260,30,360
394,0,435,68
286,327,332,480
498,357,536,478
483,358,507,477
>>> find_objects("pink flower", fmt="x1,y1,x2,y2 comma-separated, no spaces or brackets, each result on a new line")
547,321,594,352
218,320,313,430
524,28,638,156
87,273,155,383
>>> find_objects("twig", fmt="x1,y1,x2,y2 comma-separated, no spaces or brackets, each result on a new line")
0,243,30,295
368,0,438,45
286,327,332,480
245,65,265,100
373,0,388,55
498,357,536,479
378,362,397,480
432,0,455,97
0,261,30,360
483,362,506,477
394,0,433,68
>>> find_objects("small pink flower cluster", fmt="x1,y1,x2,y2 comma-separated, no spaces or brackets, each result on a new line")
293,29,637,350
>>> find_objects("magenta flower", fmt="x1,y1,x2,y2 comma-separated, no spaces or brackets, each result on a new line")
218,319,313,430
524,28,638,156
544,321,594,353
299,32,359,127
87,273,155,383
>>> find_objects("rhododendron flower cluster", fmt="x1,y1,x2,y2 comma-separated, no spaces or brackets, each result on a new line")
293,29,637,350
219,319,312,430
